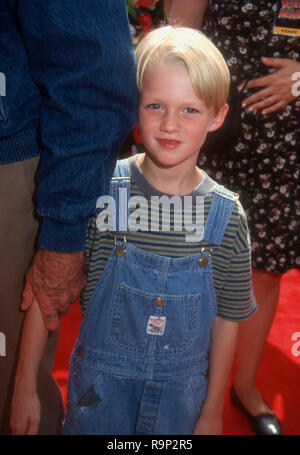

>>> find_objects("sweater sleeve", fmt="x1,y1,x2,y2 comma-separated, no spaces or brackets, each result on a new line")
18,0,137,252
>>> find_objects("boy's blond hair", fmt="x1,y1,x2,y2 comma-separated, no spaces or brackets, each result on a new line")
135,26,230,110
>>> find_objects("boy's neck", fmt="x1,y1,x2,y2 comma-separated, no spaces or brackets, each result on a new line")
136,153,204,196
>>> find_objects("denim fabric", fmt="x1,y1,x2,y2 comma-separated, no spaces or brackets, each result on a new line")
64,161,236,435
0,1,137,252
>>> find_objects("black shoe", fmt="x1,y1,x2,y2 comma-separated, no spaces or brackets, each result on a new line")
230,385,283,435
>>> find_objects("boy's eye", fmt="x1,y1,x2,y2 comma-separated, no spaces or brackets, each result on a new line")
184,107,199,114
147,103,161,110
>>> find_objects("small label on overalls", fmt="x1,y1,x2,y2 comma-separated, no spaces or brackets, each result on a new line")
146,316,166,336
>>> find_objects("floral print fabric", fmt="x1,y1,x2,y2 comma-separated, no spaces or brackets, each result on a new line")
200,0,300,272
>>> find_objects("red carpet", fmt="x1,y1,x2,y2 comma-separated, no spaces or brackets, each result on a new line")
52,269,300,435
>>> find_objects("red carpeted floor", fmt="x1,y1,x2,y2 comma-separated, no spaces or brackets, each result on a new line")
52,269,300,435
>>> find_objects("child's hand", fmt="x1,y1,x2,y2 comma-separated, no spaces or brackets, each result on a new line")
10,388,41,435
193,413,222,435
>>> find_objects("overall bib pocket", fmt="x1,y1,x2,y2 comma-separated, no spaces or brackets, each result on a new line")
109,283,200,355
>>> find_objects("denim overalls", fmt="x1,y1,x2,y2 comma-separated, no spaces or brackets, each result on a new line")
64,159,237,435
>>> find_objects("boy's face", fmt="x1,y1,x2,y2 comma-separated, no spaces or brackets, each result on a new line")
138,60,227,170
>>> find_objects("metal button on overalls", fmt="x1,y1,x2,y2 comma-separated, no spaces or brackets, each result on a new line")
155,297,164,307
115,245,126,257
199,256,208,267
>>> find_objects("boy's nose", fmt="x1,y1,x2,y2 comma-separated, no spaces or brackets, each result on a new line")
159,112,180,133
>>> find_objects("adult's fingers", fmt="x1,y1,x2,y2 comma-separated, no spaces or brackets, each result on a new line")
242,73,275,90
261,100,286,115
245,94,280,113
241,87,272,109
31,278,69,329
38,300,61,332
42,310,61,332
241,58,287,91
261,56,289,68
23,284,64,331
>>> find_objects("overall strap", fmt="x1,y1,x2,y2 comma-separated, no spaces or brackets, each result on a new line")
112,158,131,179
109,158,131,232
202,184,239,246
96,159,131,233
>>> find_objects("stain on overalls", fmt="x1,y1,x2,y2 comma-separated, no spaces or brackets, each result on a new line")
64,159,237,435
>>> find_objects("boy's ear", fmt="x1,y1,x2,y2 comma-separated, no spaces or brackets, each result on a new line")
208,103,229,132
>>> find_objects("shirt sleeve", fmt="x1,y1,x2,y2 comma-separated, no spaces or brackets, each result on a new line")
18,0,138,252
213,201,257,321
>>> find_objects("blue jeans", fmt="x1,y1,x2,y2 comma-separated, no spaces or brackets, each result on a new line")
63,160,235,435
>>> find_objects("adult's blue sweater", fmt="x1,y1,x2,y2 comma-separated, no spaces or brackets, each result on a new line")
0,0,137,251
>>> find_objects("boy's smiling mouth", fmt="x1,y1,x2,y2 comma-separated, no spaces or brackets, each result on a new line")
156,138,182,149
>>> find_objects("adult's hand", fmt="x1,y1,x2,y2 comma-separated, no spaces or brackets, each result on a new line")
239,57,300,115
21,248,86,332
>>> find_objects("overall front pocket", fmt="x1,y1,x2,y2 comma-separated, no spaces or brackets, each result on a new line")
109,283,200,355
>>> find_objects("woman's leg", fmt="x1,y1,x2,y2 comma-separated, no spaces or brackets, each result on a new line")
233,269,281,415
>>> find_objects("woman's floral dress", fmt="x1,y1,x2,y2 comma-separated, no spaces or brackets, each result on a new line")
200,0,300,273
